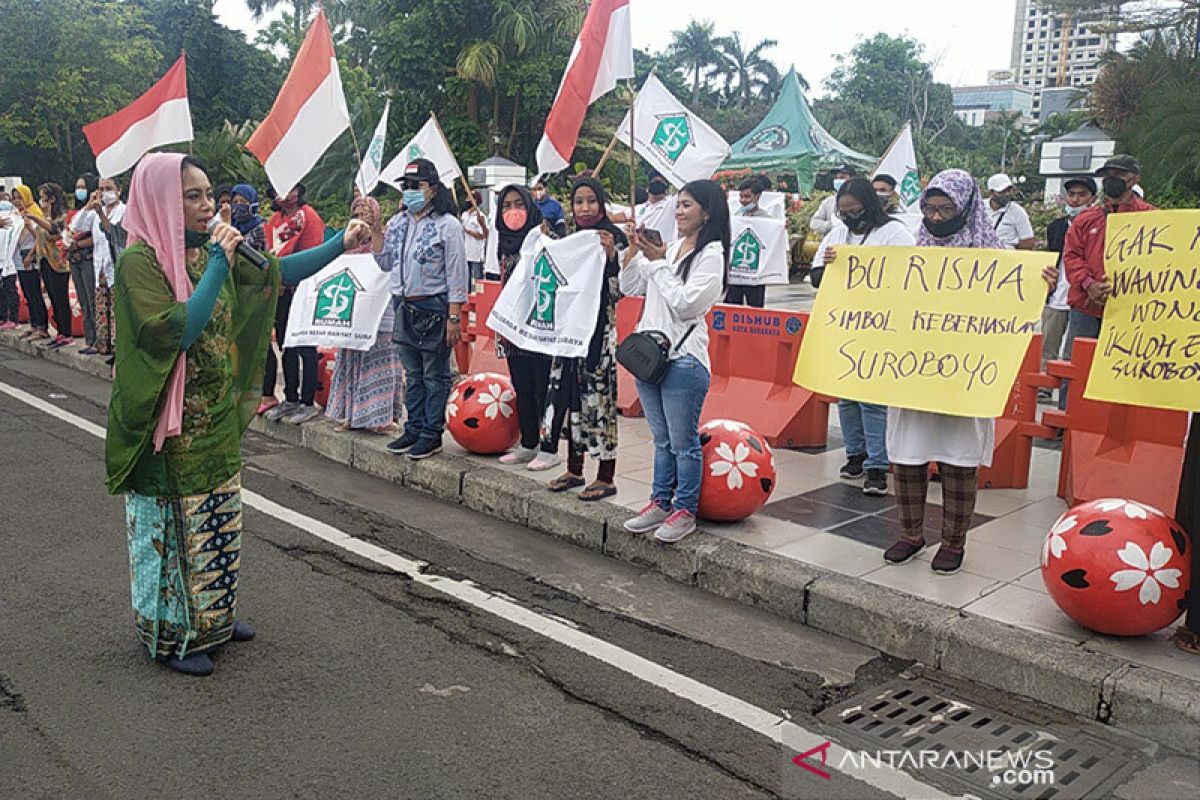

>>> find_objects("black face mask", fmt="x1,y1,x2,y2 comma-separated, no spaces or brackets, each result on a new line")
1102,176,1128,199
923,193,973,239
648,180,668,196
842,213,869,234
184,229,211,249
991,194,1010,208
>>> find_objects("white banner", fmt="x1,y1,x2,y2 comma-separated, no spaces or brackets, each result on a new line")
284,254,391,350
616,74,731,189
873,122,921,213
354,100,390,196
381,115,462,190
486,230,606,358
728,216,789,287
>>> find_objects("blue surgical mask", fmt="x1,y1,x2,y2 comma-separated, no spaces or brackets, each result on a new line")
832,179,846,191
75,188,88,202
0,201,12,212
1064,204,1086,218
403,189,427,213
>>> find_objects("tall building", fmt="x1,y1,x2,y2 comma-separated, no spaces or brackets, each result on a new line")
1010,0,1118,120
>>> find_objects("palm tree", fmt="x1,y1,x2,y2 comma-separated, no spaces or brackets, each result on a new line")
668,20,721,105
244,0,318,44
715,32,779,108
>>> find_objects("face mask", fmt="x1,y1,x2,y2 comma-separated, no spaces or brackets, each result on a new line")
991,194,1010,208
1102,176,1127,199
0,201,12,213
574,211,602,228
648,180,668,196
403,189,427,213
1064,204,1086,218
740,202,757,213
101,191,118,206
232,204,253,223
876,193,892,206
502,208,528,230
842,213,869,234
923,213,969,239
184,229,210,249
75,188,88,202
832,179,846,192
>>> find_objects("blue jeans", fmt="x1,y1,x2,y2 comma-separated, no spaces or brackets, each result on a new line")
393,295,452,442
1058,308,1102,411
837,400,888,470
636,355,710,515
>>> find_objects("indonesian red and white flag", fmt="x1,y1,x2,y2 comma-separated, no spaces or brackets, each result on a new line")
82,55,193,179
535,0,633,176
247,9,350,195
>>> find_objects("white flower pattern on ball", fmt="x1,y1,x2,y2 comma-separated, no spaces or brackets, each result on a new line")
710,441,759,490
1094,499,1163,520
1109,541,1183,605
1041,513,1077,567
479,382,515,420
447,388,460,418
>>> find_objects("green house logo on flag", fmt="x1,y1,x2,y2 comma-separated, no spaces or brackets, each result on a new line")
730,229,764,274
408,143,425,161
651,115,692,164
899,168,922,206
314,269,362,328
527,249,567,331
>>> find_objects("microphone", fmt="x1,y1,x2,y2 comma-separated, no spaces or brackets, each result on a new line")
208,216,270,271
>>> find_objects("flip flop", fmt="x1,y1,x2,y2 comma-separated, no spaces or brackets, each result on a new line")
548,474,586,492
1171,627,1200,655
579,482,618,502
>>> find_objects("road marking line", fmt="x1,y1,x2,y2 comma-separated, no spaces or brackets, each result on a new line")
0,377,954,799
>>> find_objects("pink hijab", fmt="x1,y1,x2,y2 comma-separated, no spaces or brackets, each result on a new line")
122,152,195,453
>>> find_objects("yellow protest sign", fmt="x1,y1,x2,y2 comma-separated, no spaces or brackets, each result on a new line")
1085,210,1200,411
793,245,1054,417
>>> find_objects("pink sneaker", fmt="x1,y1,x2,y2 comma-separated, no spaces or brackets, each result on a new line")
623,500,671,534
654,510,697,543
0,321,17,331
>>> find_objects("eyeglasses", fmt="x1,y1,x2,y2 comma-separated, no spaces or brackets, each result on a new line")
922,202,957,220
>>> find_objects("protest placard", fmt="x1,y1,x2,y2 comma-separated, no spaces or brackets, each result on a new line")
793,245,1055,417
1084,210,1200,411
284,254,391,350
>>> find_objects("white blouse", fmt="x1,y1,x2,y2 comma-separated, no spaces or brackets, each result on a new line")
619,240,725,373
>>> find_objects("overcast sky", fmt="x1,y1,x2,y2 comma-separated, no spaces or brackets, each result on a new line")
212,0,1019,93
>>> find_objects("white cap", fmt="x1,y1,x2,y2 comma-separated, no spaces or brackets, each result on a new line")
986,174,1014,193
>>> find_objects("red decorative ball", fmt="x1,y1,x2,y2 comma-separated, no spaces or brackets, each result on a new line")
1041,498,1190,636
314,347,337,409
698,420,777,522
67,284,84,338
447,372,520,455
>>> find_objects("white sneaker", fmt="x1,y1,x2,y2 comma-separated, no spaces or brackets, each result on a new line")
654,510,697,543
623,501,672,534
499,446,537,465
526,452,561,472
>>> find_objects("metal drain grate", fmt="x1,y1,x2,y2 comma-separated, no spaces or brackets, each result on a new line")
818,678,1140,799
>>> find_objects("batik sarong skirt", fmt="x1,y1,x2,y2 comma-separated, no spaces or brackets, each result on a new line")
125,474,243,659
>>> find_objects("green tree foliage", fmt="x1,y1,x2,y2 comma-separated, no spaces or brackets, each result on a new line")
0,0,161,180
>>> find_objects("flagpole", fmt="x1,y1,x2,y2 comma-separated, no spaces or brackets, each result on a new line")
429,111,482,215
627,79,637,217
593,132,620,175
347,111,364,166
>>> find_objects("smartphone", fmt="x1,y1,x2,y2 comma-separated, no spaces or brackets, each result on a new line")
639,227,663,247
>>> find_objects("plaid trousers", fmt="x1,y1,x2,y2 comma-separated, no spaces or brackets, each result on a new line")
893,463,979,549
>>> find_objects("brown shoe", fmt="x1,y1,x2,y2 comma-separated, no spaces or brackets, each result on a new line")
884,538,925,564
930,545,965,574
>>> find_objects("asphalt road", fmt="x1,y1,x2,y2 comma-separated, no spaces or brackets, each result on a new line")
0,347,1194,800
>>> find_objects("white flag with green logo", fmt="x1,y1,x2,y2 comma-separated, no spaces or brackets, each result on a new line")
873,122,921,213
380,115,462,190
284,254,393,350
486,229,606,358
354,100,390,196
616,74,731,189
727,216,788,287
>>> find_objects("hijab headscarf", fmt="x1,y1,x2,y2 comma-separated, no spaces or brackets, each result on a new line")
495,184,543,258
570,177,628,246
230,184,264,235
14,184,44,219
122,152,193,453
348,196,381,254
916,169,1002,249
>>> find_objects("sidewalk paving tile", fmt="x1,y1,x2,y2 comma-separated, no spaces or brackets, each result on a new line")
961,583,1093,642
861,561,1003,608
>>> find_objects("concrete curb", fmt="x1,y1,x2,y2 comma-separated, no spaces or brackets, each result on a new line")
4,330,1197,755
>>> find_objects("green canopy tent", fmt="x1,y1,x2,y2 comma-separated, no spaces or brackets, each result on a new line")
724,67,875,194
